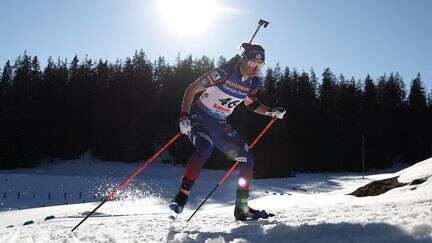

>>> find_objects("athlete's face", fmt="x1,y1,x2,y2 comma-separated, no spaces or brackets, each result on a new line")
239,57,264,77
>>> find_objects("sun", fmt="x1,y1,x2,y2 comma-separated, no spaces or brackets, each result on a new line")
156,0,220,36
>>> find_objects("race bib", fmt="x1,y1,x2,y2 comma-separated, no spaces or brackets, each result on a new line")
199,86,243,118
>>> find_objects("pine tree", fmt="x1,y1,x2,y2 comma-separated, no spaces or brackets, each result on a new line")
26,56,45,162
428,90,432,110
336,76,362,170
193,56,214,77
0,61,13,98
30,56,42,95
153,56,173,124
406,73,429,163
65,55,93,158
360,74,379,167
126,49,155,161
11,52,35,166
251,67,285,177
318,68,338,170
376,73,407,167
0,60,13,115
262,68,277,107
39,57,59,158
292,70,319,172
90,59,113,160
408,73,427,115
217,56,227,66
428,90,432,158
13,52,32,101
0,61,14,168
309,68,318,96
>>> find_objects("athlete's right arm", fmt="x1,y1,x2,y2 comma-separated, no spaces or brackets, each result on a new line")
180,78,206,115
179,78,206,136
180,68,225,115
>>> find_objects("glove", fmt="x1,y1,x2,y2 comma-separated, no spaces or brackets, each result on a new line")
179,113,192,137
265,107,286,119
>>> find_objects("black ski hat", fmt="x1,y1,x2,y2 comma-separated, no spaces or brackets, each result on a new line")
241,43,265,62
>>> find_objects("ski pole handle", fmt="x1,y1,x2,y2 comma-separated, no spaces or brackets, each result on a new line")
248,19,269,44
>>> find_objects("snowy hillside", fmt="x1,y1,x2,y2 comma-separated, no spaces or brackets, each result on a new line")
1,158,431,242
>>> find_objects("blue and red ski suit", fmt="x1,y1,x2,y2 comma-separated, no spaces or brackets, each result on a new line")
183,60,262,191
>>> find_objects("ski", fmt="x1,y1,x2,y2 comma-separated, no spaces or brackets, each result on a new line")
241,210,275,221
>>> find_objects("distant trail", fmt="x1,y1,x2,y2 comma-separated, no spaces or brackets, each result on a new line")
2,211,173,229
61,211,172,219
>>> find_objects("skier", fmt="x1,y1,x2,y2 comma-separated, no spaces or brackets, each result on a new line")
170,43,286,220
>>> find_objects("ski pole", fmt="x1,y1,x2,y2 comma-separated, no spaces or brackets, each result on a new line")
187,117,277,222
71,131,182,232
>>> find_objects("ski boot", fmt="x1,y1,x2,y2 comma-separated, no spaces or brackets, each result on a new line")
169,193,187,214
234,189,274,221
234,205,274,220
169,177,194,214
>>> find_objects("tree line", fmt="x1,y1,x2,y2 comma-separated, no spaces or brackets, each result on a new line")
1,50,431,177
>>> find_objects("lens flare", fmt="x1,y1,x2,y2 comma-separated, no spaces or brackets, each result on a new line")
238,177,247,188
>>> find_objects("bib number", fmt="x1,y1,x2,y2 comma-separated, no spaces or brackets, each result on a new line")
219,98,241,108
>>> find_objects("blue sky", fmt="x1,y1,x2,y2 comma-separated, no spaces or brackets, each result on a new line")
1,0,431,90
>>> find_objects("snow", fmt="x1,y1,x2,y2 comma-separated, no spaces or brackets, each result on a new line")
398,158,432,183
0,157,431,242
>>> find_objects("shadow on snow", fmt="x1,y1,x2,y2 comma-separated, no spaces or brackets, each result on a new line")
167,221,432,243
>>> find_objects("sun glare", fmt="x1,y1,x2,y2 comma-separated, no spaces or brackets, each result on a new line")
157,0,220,36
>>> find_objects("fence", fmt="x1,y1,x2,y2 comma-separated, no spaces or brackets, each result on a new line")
1,190,105,210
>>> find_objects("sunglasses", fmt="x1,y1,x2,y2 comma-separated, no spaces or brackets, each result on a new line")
244,58,264,71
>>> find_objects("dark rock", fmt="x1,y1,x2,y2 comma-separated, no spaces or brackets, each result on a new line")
349,176,407,197
44,215,55,221
23,220,34,226
409,178,428,186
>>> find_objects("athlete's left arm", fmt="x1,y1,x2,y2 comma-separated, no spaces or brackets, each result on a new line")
244,78,271,115
244,78,286,119
244,96,271,116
